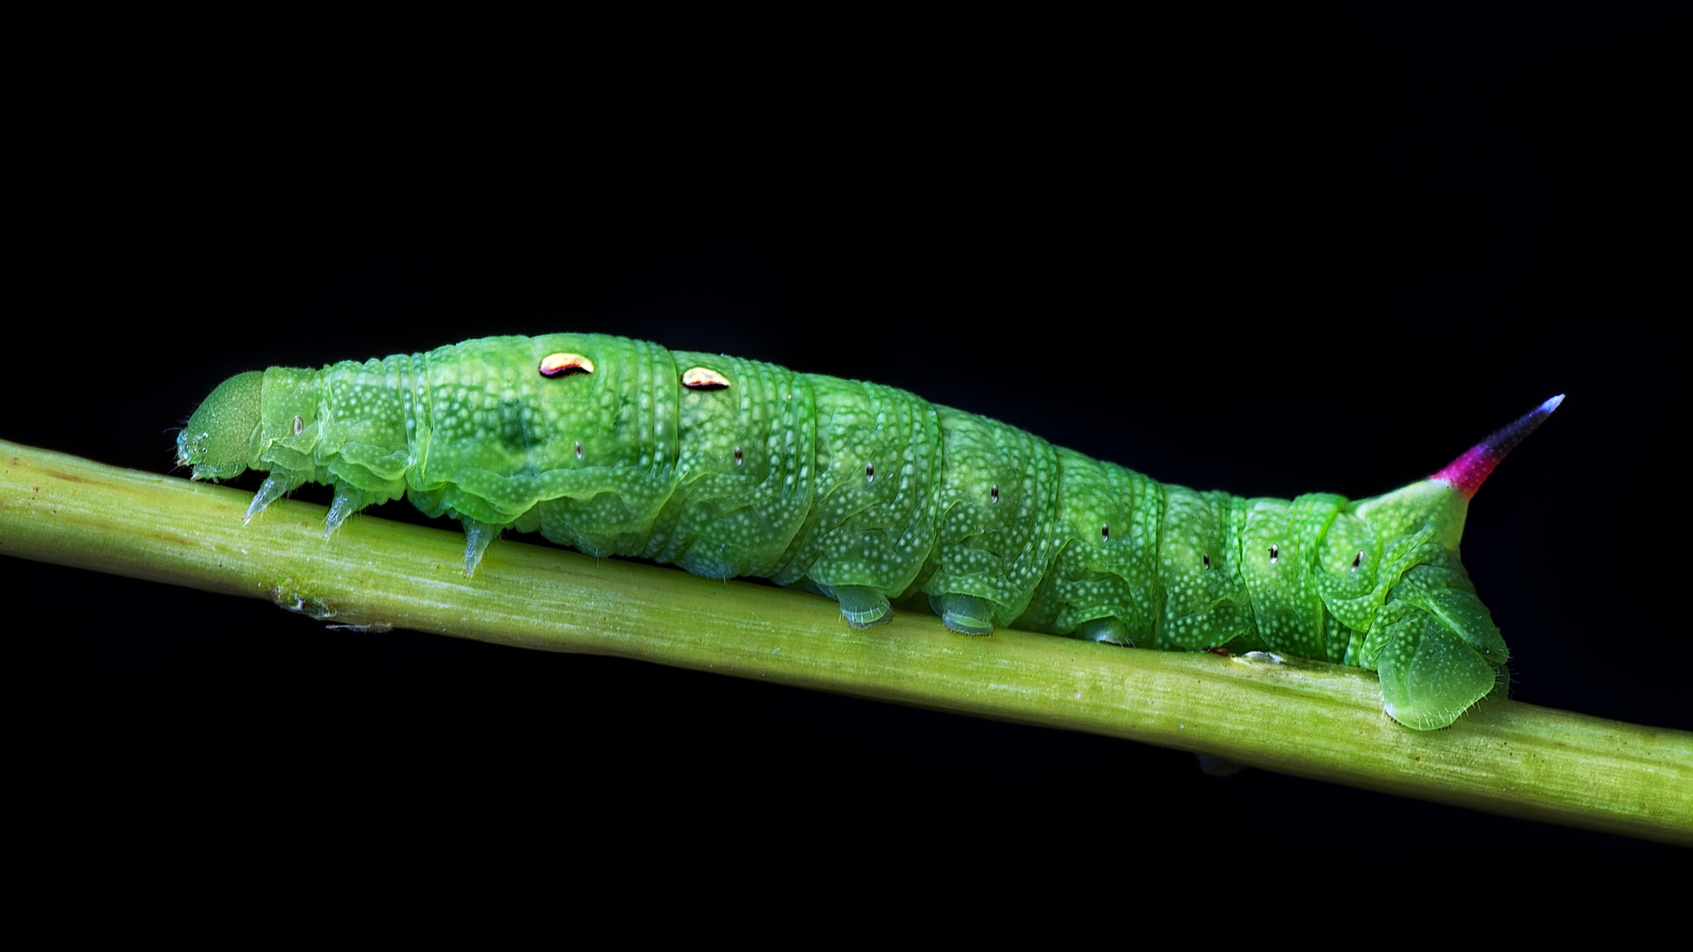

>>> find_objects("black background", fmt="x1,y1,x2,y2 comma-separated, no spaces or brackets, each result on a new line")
6,2,1689,941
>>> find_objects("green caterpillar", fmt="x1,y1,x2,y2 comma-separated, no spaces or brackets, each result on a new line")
176,333,1559,730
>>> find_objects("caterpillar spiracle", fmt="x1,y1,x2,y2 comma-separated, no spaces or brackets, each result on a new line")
175,333,1560,730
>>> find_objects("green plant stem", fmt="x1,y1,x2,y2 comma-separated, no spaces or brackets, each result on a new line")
3,437,1689,845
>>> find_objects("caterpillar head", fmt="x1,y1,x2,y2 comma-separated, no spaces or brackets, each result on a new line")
177,370,264,481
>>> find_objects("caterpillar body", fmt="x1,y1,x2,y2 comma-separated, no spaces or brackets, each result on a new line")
176,333,1560,730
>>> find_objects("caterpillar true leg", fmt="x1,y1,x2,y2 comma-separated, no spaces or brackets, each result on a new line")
245,471,302,524
324,484,366,538
461,519,501,577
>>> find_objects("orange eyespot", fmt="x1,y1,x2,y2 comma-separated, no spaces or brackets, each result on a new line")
539,353,595,378
681,367,731,391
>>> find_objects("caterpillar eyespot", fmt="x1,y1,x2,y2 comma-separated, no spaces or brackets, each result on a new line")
681,367,731,391
539,352,594,378
174,333,1562,731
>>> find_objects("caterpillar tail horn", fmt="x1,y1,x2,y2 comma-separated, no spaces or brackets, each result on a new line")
1431,394,1564,500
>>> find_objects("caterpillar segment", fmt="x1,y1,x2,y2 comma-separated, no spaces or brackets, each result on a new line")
176,333,1559,730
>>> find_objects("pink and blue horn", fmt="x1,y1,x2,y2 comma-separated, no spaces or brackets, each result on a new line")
1433,395,1565,499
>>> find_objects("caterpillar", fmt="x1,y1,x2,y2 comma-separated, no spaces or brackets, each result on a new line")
175,332,1559,730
